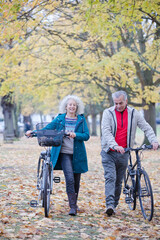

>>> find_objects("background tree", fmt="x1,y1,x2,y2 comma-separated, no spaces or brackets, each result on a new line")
0,0,159,142
72,0,160,139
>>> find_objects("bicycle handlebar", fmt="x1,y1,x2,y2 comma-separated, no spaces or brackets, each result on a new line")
25,131,70,138
25,131,37,138
124,144,153,153
64,133,70,137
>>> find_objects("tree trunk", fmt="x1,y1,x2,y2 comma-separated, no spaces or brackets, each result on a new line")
1,95,16,142
91,114,97,136
14,104,20,138
85,116,90,134
135,25,157,144
99,111,103,136
143,103,156,144
40,111,43,123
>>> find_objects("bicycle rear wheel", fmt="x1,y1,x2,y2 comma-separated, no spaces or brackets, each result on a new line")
124,170,136,210
43,164,51,217
138,169,154,221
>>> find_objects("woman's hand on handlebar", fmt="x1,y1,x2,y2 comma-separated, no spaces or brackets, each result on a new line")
67,132,76,138
25,130,33,137
152,142,159,150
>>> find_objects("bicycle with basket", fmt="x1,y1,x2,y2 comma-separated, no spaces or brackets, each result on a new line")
29,122,66,217
123,144,159,221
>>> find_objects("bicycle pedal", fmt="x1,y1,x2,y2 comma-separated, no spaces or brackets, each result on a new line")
123,188,129,194
37,185,41,190
53,177,61,183
125,197,132,204
30,200,38,207
130,170,136,176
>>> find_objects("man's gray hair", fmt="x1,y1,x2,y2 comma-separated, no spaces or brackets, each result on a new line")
59,95,84,115
112,90,128,101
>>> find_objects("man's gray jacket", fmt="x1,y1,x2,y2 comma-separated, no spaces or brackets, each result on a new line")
101,106,158,152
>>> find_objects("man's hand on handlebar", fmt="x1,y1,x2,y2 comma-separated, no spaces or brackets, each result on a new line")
152,142,159,150
114,146,125,154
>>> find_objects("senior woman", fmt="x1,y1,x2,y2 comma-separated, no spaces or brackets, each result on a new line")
26,95,90,216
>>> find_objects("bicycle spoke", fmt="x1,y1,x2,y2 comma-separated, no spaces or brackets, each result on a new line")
139,170,154,221
36,158,44,206
124,145,156,221
44,164,51,217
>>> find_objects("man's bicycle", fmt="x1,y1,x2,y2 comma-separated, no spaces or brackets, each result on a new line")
28,123,65,217
123,144,158,221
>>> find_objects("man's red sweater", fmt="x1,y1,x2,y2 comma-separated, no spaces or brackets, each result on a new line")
115,108,128,148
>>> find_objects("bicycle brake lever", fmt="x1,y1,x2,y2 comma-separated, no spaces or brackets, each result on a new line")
25,132,36,138
124,148,130,152
142,144,152,149
25,133,30,138
141,144,146,149
145,145,153,149
64,133,70,137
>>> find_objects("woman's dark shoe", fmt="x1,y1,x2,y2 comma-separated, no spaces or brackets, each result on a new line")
69,208,77,216
68,193,77,216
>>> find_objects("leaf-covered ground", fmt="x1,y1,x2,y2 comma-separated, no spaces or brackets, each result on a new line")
0,134,160,239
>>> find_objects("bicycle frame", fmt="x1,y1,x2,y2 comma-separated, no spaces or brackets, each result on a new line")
128,150,142,192
127,146,151,193
28,124,64,217
123,144,155,221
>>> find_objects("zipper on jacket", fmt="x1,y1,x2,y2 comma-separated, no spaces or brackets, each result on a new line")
129,109,134,147
109,110,116,136
121,112,123,128
75,119,84,132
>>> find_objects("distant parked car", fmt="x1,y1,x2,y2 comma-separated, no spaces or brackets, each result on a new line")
156,118,160,124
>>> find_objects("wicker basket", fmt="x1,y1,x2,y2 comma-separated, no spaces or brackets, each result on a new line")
36,122,65,147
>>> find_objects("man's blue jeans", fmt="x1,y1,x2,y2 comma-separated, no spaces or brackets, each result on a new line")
59,153,81,195
101,150,129,208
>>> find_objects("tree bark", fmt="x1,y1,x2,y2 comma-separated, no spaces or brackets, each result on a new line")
1,95,16,142
143,103,157,144
85,116,90,135
99,111,103,136
91,114,97,136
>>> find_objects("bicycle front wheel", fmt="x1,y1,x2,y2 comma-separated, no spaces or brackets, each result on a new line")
43,164,51,217
37,158,44,207
138,169,154,221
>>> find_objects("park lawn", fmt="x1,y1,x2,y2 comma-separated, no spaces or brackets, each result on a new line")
0,132,160,239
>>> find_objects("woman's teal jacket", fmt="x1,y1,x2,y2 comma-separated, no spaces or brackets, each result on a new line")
42,113,90,173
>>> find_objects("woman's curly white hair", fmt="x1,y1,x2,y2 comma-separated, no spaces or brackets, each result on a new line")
59,95,84,115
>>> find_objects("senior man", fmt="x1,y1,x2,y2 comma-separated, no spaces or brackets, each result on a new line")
101,90,159,216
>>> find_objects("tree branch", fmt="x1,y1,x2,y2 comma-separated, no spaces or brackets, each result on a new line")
132,42,160,74
139,8,160,26
154,78,160,86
